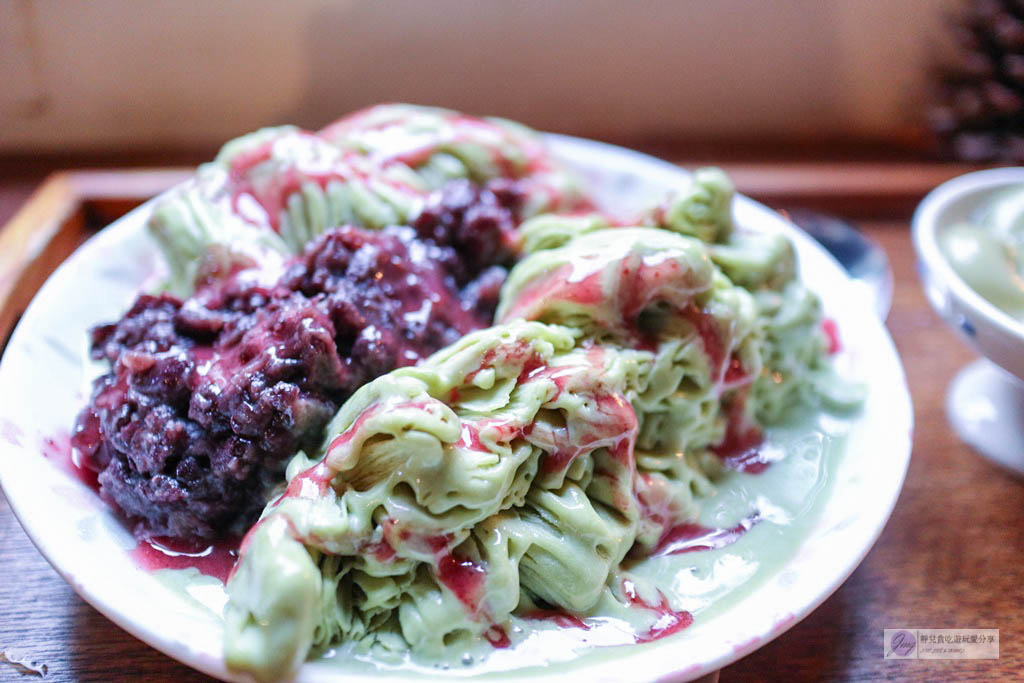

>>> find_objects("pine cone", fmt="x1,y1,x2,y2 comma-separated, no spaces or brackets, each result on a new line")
929,0,1024,162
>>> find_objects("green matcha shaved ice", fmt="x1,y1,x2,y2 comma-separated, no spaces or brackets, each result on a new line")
224,515,321,682
225,322,650,678
147,180,290,297
940,185,1024,322
223,209,850,678
177,117,863,680
519,212,611,253
653,167,735,244
320,104,585,218
144,105,586,296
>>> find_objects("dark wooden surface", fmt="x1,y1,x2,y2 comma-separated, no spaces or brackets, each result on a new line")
1,174,1022,682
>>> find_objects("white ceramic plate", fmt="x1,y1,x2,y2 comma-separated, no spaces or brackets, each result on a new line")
0,136,913,682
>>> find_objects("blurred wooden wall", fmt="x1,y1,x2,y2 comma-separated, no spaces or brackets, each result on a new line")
0,0,959,153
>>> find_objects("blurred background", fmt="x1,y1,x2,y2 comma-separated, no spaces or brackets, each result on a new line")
0,0,964,160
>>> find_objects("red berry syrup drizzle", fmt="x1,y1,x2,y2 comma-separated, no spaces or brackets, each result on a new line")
42,432,241,582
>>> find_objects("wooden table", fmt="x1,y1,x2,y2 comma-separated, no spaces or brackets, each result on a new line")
1,163,1021,681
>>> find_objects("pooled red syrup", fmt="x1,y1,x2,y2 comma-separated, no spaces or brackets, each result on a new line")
41,432,99,490
711,387,767,474
39,432,242,581
721,449,770,474
651,513,761,557
822,318,842,355
621,579,693,643
437,553,487,612
130,536,240,584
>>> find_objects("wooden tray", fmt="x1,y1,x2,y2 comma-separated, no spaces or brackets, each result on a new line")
0,169,189,348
